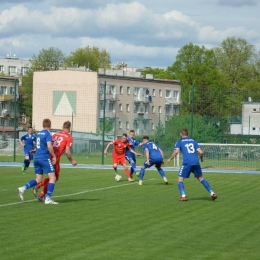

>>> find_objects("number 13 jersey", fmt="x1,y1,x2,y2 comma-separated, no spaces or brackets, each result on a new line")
175,137,200,165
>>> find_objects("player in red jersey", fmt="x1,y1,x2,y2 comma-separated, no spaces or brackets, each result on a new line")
34,121,77,201
104,133,141,182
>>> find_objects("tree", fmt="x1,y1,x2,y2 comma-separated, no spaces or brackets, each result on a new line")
20,47,65,122
154,120,165,145
66,46,111,71
142,67,175,80
168,43,227,117
99,118,113,134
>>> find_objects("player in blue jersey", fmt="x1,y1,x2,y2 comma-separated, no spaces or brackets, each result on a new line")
19,126,36,174
167,128,217,201
138,136,168,185
125,130,142,178
18,119,58,205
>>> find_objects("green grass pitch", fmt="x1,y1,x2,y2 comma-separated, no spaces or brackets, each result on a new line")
0,166,260,260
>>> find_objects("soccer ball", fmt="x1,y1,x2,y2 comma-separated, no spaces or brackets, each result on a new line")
115,175,122,182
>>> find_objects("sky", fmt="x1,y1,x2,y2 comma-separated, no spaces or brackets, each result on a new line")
0,0,260,68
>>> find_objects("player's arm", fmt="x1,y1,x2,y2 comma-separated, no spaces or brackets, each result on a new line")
104,142,113,155
159,148,164,163
19,138,25,147
167,148,180,163
197,148,204,162
65,146,77,166
145,148,150,165
129,148,141,156
47,142,56,165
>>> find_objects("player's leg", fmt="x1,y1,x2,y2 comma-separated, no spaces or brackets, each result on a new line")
130,157,138,176
139,161,150,185
177,165,191,201
122,159,132,182
22,154,30,174
155,161,168,184
195,166,217,200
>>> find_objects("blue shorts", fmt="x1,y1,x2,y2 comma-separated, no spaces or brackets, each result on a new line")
178,164,202,178
34,158,55,174
125,155,136,164
24,149,33,160
144,158,163,169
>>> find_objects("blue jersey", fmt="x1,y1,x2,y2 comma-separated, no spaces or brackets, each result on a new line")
175,137,200,165
34,129,52,160
20,133,36,151
125,137,140,158
143,142,162,161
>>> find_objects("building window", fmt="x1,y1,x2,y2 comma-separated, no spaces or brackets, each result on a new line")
158,106,161,114
1,86,7,95
10,87,15,95
173,91,179,99
144,105,148,114
1,102,6,110
159,90,162,97
152,106,155,113
165,105,170,115
151,123,154,130
119,103,122,111
165,90,171,98
152,89,155,96
253,108,256,112
120,86,123,94
9,119,14,127
127,87,130,95
0,65,4,72
143,122,147,131
109,103,114,111
9,66,16,73
21,67,29,75
126,122,129,130
119,121,122,129
173,106,179,114
126,104,130,112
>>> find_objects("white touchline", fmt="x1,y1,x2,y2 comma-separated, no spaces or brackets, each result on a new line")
0,179,156,208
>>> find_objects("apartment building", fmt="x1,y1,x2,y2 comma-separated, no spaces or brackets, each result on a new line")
32,68,181,136
0,77,19,132
0,55,31,76
98,69,181,136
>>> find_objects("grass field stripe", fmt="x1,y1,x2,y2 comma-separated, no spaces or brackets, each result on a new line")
0,178,156,208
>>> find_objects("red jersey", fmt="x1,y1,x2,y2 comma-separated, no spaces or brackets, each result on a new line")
52,131,73,160
112,139,130,155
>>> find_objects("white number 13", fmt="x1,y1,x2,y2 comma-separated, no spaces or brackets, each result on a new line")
185,143,195,153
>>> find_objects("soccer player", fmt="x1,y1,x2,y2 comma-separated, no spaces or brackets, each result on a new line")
125,130,142,178
167,128,217,201
19,126,36,174
139,136,168,186
104,133,141,182
18,118,58,205
34,121,77,201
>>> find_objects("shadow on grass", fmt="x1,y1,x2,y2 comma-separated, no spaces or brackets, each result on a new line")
58,198,100,203
188,197,219,202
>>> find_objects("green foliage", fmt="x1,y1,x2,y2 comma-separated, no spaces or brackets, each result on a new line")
154,120,165,144
142,67,175,79
66,46,111,71
0,71,5,76
99,118,113,133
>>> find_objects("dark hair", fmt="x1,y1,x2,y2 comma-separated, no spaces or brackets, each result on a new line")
122,133,127,137
63,121,71,129
42,119,51,128
129,130,135,133
28,126,33,129
181,128,189,136
142,136,149,140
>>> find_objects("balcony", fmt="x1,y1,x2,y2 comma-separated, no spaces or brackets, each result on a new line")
99,110,116,118
99,93,119,102
133,96,151,103
135,129,151,135
0,94,14,102
165,114,171,121
165,97,180,105
133,113,150,121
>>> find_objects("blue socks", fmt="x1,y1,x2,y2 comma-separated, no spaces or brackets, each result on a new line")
131,161,137,173
178,182,185,196
200,179,213,193
157,168,165,178
46,183,55,198
23,159,30,170
24,180,37,189
139,168,145,181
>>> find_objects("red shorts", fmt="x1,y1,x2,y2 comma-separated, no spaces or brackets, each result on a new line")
112,154,126,165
